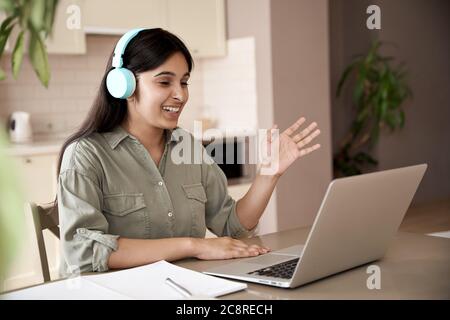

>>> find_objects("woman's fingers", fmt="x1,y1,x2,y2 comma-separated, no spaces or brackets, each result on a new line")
292,122,318,143
283,117,306,137
297,129,321,149
298,144,321,157
231,240,250,249
249,244,268,254
230,241,271,258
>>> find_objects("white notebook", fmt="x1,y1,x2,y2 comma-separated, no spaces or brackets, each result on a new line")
1,261,247,300
0,278,131,300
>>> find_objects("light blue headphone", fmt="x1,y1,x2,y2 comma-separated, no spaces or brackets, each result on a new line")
106,28,146,99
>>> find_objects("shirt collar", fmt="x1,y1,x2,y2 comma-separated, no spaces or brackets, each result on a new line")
102,125,182,149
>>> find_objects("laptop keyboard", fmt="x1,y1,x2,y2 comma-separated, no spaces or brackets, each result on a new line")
247,258,300,279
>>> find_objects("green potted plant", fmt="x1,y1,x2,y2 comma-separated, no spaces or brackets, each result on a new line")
0,0,59,87
333,41,412,177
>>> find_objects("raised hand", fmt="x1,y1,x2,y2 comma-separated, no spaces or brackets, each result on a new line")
261,117,321,177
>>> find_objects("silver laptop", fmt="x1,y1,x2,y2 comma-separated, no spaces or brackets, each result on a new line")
204,164,427,288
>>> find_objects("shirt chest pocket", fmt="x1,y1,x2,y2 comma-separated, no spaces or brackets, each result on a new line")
182,183,207,237
102,193,148,237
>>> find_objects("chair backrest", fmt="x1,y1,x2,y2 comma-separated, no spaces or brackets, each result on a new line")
26,203,59,283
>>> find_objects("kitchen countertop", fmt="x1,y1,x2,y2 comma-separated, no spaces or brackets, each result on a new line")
1,137,66,157
1,129,257,157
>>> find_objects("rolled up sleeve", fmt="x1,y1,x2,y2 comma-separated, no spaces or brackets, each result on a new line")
58,168,119,276
202,161,257,238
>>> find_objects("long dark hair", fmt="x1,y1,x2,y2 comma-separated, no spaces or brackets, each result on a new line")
52,28,193,211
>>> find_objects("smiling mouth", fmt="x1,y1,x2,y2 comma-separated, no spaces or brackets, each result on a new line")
162,105,181,113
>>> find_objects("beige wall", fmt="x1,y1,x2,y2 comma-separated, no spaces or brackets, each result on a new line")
329,0,378,154
226,0,279,234
226,0,274,131
270,0,333,230
330,0,450,204
377,0,450,204
227,0,333,231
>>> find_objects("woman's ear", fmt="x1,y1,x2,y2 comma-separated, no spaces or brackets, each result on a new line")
126,84,139,104
126,94,136,104
126,73,141,105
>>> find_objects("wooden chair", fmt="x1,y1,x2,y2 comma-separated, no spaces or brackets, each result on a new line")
26,203,59,283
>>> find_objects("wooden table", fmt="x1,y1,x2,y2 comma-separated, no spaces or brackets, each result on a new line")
175,227,450,299
2,226,448,300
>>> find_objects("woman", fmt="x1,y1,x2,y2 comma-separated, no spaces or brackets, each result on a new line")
56,28,321,276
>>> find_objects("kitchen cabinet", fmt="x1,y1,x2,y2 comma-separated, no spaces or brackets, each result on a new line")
14,154,58,204
166,0,226,57
45,0,86,54
1,153,60,292
83,0,226,58
83,0,168,34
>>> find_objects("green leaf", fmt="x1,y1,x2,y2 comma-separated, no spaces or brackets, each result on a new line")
44,0,59,37
0,23,14,57
399,110,405,128
356,106,370,123
18,0,32,29
0,14,16,32
353,80,364,106
351,119,365,136
353,152,378,166
0,67,6,80
385,112,397,130
30,0,46,31
28,28,50,87
379,100,388,120
0,0,15,12
336,60,358,97
369,124,380,148
12,30,25,79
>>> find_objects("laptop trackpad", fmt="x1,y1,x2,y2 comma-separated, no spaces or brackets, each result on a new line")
243,254,295,266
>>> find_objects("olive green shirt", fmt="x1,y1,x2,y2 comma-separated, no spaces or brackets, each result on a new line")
58,126,253,276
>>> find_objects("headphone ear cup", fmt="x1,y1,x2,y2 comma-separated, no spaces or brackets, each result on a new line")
106,68,136,99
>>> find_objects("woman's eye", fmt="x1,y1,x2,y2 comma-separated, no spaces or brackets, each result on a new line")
159,81,189,87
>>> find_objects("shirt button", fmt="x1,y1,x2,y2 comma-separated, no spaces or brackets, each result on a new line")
158,181,163,186
168,211,173,217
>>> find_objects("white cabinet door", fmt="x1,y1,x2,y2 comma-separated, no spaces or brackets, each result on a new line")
15,154,58,204
1,154,60,292
84,0,168,34
45,0,86,54
166,0,226,57
83,0,226,58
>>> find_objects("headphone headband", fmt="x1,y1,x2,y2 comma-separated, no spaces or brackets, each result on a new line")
111,28,146,68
